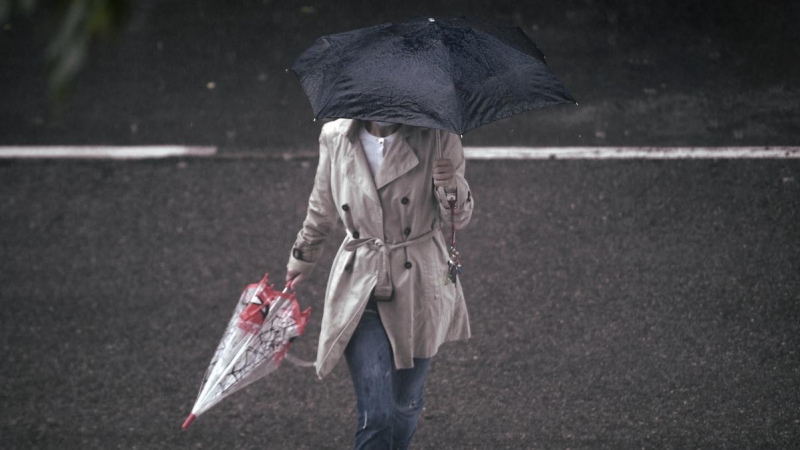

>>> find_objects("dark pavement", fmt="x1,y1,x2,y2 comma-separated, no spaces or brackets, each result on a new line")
2,1,800,449
1,158,799,449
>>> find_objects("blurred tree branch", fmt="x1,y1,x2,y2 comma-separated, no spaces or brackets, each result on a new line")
1,0,130,102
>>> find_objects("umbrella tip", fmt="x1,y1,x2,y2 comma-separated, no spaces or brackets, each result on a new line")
182,414,197,430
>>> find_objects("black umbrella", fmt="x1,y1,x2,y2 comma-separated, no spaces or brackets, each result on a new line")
290,16,576,135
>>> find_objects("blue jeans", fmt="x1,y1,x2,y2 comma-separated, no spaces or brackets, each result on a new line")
344,306,431,450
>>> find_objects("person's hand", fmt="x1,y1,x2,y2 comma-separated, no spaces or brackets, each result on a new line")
433,159,457,192
285,268,305,289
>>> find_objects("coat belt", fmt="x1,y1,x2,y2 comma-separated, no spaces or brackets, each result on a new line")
343,228,437,301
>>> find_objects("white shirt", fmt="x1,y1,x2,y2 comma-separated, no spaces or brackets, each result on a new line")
359,125,398,178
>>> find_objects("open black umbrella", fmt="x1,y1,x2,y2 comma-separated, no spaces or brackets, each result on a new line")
290,16,576,135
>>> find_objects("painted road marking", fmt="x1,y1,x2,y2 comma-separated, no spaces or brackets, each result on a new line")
0,146,217,159
1,146,799,159
463,147,800,159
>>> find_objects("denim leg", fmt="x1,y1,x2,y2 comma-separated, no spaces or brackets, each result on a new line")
391,358,431,450
344,310,394,450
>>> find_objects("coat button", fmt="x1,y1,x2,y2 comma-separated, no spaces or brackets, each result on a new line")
344,264,353,272
342,204,350,212
404,261,413,269
403,227,411,236
401,197,409,205
352,231,360,239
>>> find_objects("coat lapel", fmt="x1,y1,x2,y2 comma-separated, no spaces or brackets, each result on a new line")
374,127,419,190
341,121,380,203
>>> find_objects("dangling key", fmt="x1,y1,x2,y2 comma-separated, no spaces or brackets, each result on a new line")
447,246,462,285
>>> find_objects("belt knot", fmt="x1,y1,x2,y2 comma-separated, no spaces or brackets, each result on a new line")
343,229,437,301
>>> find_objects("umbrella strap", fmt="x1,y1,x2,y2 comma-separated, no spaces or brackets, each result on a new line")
436,129,462,282
437,129,457,247
450,199,457,248
284,352,315,368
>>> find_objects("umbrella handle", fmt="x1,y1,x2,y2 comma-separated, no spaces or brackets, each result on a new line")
435,129,442,159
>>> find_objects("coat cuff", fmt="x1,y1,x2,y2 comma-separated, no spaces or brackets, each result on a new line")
287,251,316,275
287,231,325,275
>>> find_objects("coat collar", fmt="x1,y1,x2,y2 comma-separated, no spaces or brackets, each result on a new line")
374,129,419,190
341,120,420,194
341,120,379,203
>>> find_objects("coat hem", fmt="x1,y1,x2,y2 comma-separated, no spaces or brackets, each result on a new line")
315,284,375,379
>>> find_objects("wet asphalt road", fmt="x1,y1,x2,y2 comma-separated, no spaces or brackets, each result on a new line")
1,157,798,449
2,0,800,448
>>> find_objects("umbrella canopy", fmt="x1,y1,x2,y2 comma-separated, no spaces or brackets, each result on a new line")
182,273,311,429
291,16,576,135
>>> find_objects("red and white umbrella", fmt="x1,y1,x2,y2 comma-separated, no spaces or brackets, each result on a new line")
182,273,311,429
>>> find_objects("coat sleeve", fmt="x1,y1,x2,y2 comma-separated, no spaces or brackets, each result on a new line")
434,130,474,230
287,129,338,276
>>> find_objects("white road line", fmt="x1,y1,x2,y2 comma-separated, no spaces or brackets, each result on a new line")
2,146,799,160
463,146,800,159
0,146,217,159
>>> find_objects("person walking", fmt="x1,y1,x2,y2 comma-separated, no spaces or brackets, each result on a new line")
285,118,475,449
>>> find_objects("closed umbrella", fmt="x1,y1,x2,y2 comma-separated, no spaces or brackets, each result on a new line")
182,273,311,429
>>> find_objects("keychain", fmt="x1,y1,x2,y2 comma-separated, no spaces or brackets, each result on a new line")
446,246,462,285
444,193,462,286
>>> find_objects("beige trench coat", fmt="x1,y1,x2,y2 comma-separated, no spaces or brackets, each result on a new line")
287,119,475,379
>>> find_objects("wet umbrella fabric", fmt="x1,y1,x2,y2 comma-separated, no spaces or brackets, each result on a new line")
291,16,576,135
182,273,311,429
